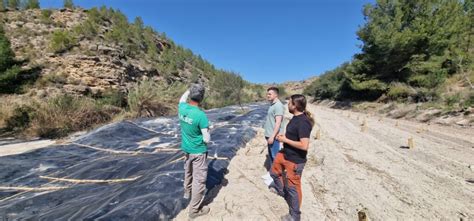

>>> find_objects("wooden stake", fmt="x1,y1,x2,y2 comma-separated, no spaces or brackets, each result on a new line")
361,119,367,132
315,129,321,140
358,208,369,221
408,137,414,149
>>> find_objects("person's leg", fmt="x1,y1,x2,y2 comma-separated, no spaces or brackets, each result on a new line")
283,161,305,221
269,152,285,196
270,139,280,161
189,153,208,213
183,153,192,199
265,136,275,163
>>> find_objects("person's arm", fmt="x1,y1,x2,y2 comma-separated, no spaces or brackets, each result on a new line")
267,103,284,144
201,128,210,143
199,113,210,144
179,90,190,103
276,120,311,150
276,136,309,151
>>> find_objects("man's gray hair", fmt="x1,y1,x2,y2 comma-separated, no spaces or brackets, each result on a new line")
189,84,205,103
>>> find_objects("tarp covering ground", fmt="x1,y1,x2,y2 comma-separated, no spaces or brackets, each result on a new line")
0,103,268,220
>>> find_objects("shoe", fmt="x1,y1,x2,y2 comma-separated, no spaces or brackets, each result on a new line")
281,214,295,221
189,205,210,219
183,191,191,199
261,173,271,180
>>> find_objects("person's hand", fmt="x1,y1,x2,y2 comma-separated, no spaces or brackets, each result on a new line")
276,134,286,143
267,136,274,145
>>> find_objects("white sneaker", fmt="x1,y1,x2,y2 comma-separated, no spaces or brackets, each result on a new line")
264,176,274,186
261,172,271,180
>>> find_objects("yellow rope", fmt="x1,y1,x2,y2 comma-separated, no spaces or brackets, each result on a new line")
0,186,67,191
39,175,141,184
73,142,178,155
125,120,160,134
209,156,229,160
73,142,151,155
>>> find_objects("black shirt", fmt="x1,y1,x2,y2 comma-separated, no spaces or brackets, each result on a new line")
282,114,313,164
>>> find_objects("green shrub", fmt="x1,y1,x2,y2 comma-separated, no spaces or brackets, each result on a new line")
42,73,67,84
63,0,74,9
95,88,127,108
408,70,447,88
464,92,474,108
40,9,53,24
7,0,19,9
49,30,77,53
0,66,22,93
73,20,98,39
5,105,35,131
387,83,414,101
412,88,439,102
127,79,174,117
0,26,15,72
444,93,461,108
24,0,40,9
205,71,246,108
29,95,113,138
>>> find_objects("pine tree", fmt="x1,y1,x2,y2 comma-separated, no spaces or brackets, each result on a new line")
24,0,40,9
7,0,20,10
63,0,74,9
0,26,15,72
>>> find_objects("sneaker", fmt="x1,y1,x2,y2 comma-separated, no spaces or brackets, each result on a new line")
261,172,271,180
281,214,295,221
183,191,191,200
189,205,210,219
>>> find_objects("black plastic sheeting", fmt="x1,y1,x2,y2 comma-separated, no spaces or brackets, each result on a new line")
0,103,268,220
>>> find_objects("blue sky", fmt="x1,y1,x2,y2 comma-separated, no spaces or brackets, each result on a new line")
40,0,374,84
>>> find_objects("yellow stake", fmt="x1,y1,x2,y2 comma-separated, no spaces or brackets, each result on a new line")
315,129,321,140
408,137,415,149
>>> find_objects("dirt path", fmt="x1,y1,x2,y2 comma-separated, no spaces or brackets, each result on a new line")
175,103,474,220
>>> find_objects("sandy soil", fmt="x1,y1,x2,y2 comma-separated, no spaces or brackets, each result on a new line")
175,103,474,220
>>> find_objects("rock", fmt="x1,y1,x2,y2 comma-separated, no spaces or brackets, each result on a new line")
36,89,47,98
455,119,470,126
97,45,118,55
388,109,411,119
63,85,90,95
434,116,456,125
416,109,442,122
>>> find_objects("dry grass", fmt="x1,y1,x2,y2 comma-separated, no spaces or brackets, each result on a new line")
0,95,34,129
25,95,119,138
0,94,120,138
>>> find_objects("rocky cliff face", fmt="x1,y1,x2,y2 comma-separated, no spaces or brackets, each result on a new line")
1,8,192,98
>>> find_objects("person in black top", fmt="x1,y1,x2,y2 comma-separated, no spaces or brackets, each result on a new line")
270,94,314,221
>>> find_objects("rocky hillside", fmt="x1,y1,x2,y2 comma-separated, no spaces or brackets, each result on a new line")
0,6,264,138
280,76,318,95
4,8,203,96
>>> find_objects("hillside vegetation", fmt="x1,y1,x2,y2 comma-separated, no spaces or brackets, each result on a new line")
0,1,265,138
304,0,473,113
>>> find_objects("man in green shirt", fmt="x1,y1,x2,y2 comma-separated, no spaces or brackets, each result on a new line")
178,84,211,219
264,87,284,164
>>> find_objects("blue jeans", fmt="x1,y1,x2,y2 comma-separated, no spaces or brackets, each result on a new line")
265,136,280,164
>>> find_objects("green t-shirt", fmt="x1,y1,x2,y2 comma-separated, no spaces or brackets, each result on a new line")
178,102,209,154
264,99,285,137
